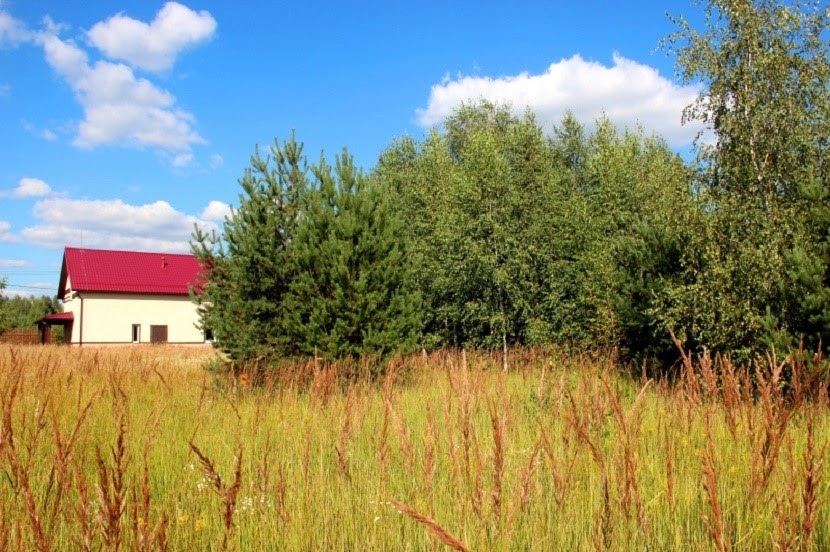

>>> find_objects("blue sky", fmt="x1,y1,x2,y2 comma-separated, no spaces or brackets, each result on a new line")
0,0,706,298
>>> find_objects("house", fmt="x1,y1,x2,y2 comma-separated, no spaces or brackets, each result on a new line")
38,247,210,345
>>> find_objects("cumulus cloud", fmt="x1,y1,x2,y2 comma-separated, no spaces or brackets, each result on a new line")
0,10,30,45
87,2,216,72
0,221,17,242
0,259,29,268
21,197,220,252
38,31,204,152
3,5,211,156
417,53,705,148
2,177,53,198
172,152,194,167
200,200,230,222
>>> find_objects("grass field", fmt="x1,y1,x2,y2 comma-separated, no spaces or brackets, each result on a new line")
0,344,827,551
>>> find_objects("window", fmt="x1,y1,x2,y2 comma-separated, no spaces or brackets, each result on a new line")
150,325,168,344
204,328,214,342
132,324,141,343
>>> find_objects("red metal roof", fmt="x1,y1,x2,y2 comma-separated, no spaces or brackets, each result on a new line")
37,312,74,323
58,247,202,296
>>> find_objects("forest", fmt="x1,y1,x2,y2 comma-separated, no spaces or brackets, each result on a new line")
193,0,830,369
0,283,59,336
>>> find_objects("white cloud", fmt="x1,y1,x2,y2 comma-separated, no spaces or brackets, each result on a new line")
209,153,223,169
87,2,216,73
172,152,194,167
200,200,230,222
38,31,204,153
0,10,30,45
0,220,17,242
417,53,705,148
20,120,60,140
3,7,211,155
2,177,53,198
21,197,219,252
0,259,29,268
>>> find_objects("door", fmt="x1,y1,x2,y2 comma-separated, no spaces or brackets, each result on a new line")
150,325,168,344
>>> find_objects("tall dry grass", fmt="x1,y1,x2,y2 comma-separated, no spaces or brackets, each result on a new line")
0,343,827,550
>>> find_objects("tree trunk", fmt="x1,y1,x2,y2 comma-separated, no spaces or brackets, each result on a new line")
502,331,508,372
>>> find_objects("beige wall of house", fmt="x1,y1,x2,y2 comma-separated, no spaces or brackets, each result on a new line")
62,293,207,345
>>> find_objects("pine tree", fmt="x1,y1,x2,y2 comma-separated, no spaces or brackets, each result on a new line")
192,133,309,362
193,136,419,364
281,150,420,360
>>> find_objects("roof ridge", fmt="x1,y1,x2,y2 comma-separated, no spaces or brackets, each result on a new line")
64,246,196,258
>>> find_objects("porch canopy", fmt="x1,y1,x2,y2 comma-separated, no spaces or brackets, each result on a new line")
36,312,74,344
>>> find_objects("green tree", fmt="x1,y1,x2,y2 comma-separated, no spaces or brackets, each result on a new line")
546,116,692,359
663,0,830,354
192,134,309,362
378,102,559,365
668,0,829,204
280,150,420,360
193,134,419,364
0,278,7,332
378,102,691,363
376,131,462,349
0,289,59,333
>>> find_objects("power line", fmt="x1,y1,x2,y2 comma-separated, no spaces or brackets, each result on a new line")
4,283,56,290
0,270,57,273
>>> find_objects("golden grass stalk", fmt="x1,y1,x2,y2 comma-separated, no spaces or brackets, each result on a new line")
95,416,128,552
153,513,168,552
391,403,415,477
421,405,437,502
801,408,825,548
336,388,356,481
517,434,542,514
662,422,677,515
389,498,470,552
7,440,50,551
592,476,613,552
487,394,506,521
275,462,289,525
749,357,797,502
773,436,798,552
73,464,93,552
44,393,97,534
188,440,243,550
701,411,728,552
222,447,243,549
538,424,576,508
0,516,8,552
378,370,394,488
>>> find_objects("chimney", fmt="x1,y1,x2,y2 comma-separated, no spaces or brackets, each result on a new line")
161,256,168,268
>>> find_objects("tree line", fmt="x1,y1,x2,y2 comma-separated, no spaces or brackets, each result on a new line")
0,280,60,334
193,0,830,368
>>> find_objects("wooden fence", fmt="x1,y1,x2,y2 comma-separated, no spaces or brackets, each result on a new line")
0,328,40,345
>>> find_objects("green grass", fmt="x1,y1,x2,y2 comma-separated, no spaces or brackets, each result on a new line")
0,345,827,551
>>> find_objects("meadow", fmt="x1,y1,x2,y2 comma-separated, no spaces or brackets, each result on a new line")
0,344,827,551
